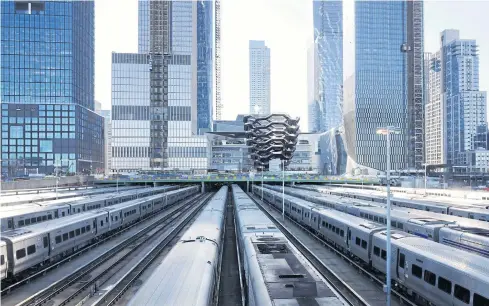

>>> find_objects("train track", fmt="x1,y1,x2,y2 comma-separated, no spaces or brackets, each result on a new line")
90,192,215,306
248,193,367,306
1,192,194,296
249,193,417,306
14,193,211,306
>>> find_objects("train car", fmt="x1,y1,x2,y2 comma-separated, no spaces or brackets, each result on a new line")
0,186,177,232
0,185,199,280
234,185,344,306
258,185,489,259
371,230,489,306
448,206,489,221
0,241,8,281
1,211,106,277
258,186,489,306
127,186,227,306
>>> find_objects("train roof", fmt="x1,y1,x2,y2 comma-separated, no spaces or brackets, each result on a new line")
0,210,106,242
245,235,343,305
396,235,489,281
0,186,141,206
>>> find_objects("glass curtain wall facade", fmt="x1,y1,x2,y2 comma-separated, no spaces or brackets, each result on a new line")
343,0,423,172
249,40,271,116
1,1,103,176
312,0,343,132
111,53,151,172
111,1,214,172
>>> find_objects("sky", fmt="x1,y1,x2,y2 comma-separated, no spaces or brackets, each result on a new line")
94,0,489,128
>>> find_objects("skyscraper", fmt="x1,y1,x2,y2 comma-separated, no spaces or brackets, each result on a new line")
1,1,104,177
426,30,487,168
310,0,343,133
112,1,215,172
249,40,271,116
343,0,424,171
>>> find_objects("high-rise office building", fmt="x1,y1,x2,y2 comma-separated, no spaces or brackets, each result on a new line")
343,0,424,171
112,1,215,172
426,30,487,169
249,40,271,116
310,1,343,132
1,1,104,177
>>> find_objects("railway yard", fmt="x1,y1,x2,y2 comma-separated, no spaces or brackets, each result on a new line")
1,183,489,306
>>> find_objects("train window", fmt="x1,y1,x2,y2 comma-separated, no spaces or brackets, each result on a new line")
55,236,62,243
474,293,489,306
332,226,336,232
374,246,380,256
454,285,470,304
81,227,86,234
336,228,340,235
7,219,13,229
106,217,108,222
360,212,364,217
374,216,379,222
412,264,422,278
438,277,452,294
399,253,405,268
27,245,36,255
37,216,42,222
78,209,81,213
43,237,48,248
16,249,26,259
69,231,75,238
19,220,25,226
62,212,65,217
321,221,325,227
340,230,344,237
361,240,367,249
76,229,81,236
25,219,31,225
31,218,36,224
424,270,436,286
42,216,47,221
86,225,91,231
398,223,404,230
0,255,4,265
55,211,59,218
391,221,396,227
381,250,387,260
100,221,104,227
355,237,361,246
63,233,69,241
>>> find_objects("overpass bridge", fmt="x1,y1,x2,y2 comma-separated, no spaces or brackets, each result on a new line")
94,174,381,186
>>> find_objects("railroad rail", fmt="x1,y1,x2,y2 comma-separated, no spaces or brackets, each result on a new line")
1,192,197,296
249,193,417,306
91,192,215,306
13,193,207,306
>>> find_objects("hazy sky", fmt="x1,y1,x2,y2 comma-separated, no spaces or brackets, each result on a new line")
94,0,489,128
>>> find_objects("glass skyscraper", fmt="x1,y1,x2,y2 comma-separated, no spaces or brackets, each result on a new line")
1,1,104,177
112,1,215,172
310,0,343,133
249,40,270,116
343,0,424,171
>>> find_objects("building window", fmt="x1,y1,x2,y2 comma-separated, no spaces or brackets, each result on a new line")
40,140,53,153
10,126,23,138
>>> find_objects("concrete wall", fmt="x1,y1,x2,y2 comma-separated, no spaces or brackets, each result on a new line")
1,176,94,191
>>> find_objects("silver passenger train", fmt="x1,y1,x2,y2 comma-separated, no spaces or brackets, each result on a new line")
128,186,228,306
234,185,345,306
0,185,179,232
253,185,489,306
264,184,489,258
301,185,489,222
0,185,200,281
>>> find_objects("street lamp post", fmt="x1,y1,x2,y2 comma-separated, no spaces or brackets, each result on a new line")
423,163,428,195
376,126,401,306
282,159,285,220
